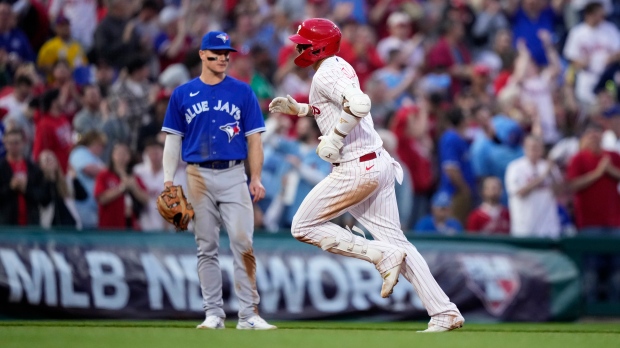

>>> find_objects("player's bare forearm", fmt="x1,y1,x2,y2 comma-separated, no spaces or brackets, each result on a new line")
246,133,263,181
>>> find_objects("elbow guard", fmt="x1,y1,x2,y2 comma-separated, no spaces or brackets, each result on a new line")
343,84,371,117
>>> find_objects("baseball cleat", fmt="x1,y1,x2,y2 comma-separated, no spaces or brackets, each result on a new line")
417,315,465,333
236,315,277,330
197,315,225,329
380,250,407,298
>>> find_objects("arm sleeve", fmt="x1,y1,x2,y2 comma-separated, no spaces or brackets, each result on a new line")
162,134,181,183
242,85,266,136
161,89,186,136
562,28,581,62
439,134,460,168
504,162,522,195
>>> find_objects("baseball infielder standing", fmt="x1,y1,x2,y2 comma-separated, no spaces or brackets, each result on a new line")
161,31,276,330
269,18,464,332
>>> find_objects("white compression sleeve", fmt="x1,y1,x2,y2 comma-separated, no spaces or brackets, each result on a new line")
163,134,182,183
334,110,362,137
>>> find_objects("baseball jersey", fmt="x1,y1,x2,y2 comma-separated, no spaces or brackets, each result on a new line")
309,56,382,163
563,21,620,103
162,76,266,163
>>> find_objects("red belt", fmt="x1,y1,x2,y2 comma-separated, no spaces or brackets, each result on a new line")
332,152,377,167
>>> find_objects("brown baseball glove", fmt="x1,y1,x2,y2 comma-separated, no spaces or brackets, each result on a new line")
157,185,194,231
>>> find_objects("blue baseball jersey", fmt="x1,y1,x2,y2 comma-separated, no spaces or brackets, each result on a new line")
162,76,266,163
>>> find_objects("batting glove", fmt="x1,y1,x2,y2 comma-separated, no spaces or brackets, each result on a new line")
269,94,309,117
316,133,344,163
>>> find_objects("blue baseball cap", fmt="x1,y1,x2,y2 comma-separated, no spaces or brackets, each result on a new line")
431,191,452,208
200,31,237,52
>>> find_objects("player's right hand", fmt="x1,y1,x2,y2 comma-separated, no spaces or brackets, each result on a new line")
269,95,308,116
316,134,344,163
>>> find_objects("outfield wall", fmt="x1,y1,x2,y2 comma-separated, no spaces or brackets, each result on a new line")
0,228,612,321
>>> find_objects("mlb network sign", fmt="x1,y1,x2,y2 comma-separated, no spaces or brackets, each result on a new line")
0,233,578,321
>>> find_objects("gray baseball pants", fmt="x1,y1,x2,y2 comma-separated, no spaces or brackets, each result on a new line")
185,163,259,320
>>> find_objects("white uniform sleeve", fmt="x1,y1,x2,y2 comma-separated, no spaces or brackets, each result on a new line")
563,26,582,62
504,160,523,196
163,134,182,183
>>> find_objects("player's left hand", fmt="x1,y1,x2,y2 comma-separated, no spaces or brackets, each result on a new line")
249,178,265,202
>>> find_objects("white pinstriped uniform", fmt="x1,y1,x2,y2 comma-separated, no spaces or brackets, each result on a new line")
292,56,461,320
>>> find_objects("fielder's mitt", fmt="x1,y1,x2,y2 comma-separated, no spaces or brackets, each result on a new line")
157,185,194,231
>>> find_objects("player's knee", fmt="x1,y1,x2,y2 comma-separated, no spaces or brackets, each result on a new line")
290,214,306,239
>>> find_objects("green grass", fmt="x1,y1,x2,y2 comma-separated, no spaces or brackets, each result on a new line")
1,321,619,348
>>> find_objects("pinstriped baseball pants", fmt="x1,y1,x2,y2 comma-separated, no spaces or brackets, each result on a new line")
291,149,461,318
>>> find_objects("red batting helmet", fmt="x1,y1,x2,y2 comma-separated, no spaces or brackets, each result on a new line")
289,18,341,68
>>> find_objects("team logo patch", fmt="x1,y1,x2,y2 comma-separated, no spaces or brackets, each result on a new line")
311,105,321,115
460,255,520,317
216,33,229,43
220,121,241,142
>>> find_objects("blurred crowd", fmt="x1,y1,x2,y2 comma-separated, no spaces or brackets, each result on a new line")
1,0,620,239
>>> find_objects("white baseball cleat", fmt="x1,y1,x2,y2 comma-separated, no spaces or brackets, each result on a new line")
417,315,465,333
380,250,407,298
236,315,277,330
197,315,225,329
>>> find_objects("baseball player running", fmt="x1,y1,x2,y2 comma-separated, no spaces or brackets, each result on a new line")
269,19,464,332
161,31,276,330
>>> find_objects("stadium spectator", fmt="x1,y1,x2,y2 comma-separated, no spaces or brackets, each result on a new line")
518,29,562,145
69,130,106,229
390,102,434,228
73,85,104,136
563,1,620,106
415,191,464,235
506,135,562,238
508,0,562,66
471,115,524,204
48,0,99,50
567,123,620,231
0,2,35,66
260,114,293,228
32,89,73,174
92,0,142,70
137,89,169,153
154,5,193,72
133,138,168,232
130,0,161,53
263,117,331,230
38,149,80,229
602,105,620,154
471,0,509,49
376,12,423,69
438,108,476,225
466,176,510,235
94,142,148,229
426,20,472,97
476,28,514,80
0,75,34,145
48,60,81,117
0,128,48,226
36,15,88,83
372,48,416,107
107,55,152,150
